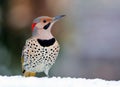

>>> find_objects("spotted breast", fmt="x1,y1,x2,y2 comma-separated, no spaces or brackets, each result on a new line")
22,37,60,75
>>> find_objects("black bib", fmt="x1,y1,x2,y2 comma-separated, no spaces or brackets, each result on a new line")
37,38,55,47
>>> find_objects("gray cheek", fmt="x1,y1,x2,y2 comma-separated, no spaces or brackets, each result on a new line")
36,23,43,29
32,27,38,36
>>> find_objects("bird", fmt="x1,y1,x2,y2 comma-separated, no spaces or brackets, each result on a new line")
21,15,65,77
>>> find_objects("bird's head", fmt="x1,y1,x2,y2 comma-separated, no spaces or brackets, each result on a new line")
32,15,65,36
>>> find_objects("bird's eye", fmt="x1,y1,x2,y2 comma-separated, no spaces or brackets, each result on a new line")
43,20,47,23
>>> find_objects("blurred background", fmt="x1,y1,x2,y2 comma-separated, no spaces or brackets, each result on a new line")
0,0,120,80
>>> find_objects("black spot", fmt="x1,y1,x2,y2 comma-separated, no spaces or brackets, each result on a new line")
37,38,55,47
36,45,38,47
22,70,25,73
43,22,51,30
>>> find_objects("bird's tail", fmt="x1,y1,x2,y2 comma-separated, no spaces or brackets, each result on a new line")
23,70,36,77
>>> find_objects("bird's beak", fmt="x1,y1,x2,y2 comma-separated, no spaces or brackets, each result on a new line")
52,15,66,22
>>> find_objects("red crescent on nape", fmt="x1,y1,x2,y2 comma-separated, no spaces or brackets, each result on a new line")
32,23,37,31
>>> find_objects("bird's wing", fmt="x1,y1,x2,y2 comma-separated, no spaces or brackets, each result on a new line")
21,38,31,73
21,38,37,76
21,44,26,74
21,38,36,72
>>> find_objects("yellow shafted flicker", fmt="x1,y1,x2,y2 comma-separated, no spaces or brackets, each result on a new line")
21,15,65,77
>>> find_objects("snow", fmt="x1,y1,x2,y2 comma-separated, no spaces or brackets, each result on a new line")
0,76,120,87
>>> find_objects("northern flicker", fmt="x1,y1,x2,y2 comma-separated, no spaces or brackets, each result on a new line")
21,15,65,77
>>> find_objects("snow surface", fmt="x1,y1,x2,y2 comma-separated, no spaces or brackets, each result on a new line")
0,76,120,87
